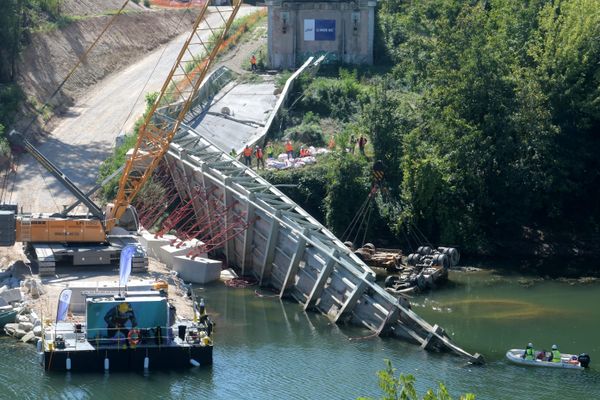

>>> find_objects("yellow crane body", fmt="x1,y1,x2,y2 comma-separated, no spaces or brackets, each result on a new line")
15,216,105,243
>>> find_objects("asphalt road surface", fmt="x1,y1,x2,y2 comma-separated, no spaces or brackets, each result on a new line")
5,6,257,215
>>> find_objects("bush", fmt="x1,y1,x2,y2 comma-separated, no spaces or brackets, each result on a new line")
0,83,22,128
300,69,366,121
143,0,150,7
358,359,476,400
0,124,10,161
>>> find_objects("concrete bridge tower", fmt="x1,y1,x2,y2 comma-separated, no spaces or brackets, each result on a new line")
265,0,377,69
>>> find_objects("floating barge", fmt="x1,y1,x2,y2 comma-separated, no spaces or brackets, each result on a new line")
39,291,213,372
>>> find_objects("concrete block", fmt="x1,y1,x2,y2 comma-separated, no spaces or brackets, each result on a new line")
14,329,26,339
140,232,177,260
159,239,205,267
173,256,222,284
4,323,18,336
0,288,22,303
21,331,36,343
19,321,33,332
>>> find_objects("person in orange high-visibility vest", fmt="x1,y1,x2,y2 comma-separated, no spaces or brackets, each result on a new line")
255,145,265,169
285,141,293,160
328,135,336,150
243,145,252,166
250,55,257,71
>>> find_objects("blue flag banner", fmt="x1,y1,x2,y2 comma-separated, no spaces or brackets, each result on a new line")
56,289,72,322
119,245,137,288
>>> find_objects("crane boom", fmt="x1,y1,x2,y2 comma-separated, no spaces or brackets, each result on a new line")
107,0,243,230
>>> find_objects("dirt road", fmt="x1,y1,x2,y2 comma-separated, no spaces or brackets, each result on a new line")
4,6,258,214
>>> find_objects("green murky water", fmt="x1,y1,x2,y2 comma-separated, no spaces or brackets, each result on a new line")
0,267,599,399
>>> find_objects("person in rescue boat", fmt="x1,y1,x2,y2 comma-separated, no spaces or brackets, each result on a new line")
104,302,137,339
522,343,535,360
548,344,561,362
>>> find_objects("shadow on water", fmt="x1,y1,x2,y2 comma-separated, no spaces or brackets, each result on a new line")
464,254,600,278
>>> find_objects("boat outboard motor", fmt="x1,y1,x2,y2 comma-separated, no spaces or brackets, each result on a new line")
578,353,591,368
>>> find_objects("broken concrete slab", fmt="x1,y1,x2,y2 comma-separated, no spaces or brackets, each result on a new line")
21,278,45,299
21,331,36,343
0,288,23,304
17,315,29,323
4,323,18,336
173,256,221,284
14,329,26,339
19,321,33,332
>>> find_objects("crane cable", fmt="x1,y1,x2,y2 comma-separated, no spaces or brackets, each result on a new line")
351,195,373,248
340,191,372,243
2,0,133,206
116,3,196,136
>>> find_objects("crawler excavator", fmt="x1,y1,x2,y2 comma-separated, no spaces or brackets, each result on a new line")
0,0,243,275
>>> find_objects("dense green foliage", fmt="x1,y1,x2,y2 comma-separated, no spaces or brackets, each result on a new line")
359,359,475,400
278,0,600,255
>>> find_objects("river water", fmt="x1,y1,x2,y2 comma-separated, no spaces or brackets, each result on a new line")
1,267,599,399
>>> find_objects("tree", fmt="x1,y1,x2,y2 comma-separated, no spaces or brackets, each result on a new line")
358,359,475,400
0,0,24,83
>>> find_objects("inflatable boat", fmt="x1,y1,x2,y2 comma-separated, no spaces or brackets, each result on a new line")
506,349,590,370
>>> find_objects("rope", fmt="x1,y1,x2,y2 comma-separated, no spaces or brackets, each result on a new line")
360,204,373,249
351,198,372,248
341,193,372,243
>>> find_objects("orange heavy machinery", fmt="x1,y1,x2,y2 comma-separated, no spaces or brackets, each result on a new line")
0,0,243,275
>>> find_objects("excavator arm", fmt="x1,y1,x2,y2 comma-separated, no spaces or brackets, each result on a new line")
107,0,243,231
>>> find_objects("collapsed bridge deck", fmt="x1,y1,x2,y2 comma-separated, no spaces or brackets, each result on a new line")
158,120,482,364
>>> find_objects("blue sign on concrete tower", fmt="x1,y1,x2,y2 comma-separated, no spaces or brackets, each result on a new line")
304,19,336,41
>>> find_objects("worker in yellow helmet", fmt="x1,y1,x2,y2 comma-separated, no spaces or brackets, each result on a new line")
104,302,137,340
522,343,535,360
549,344,561,362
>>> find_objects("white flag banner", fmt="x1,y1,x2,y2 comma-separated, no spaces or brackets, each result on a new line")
119,245,137,288
56,289,72,322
